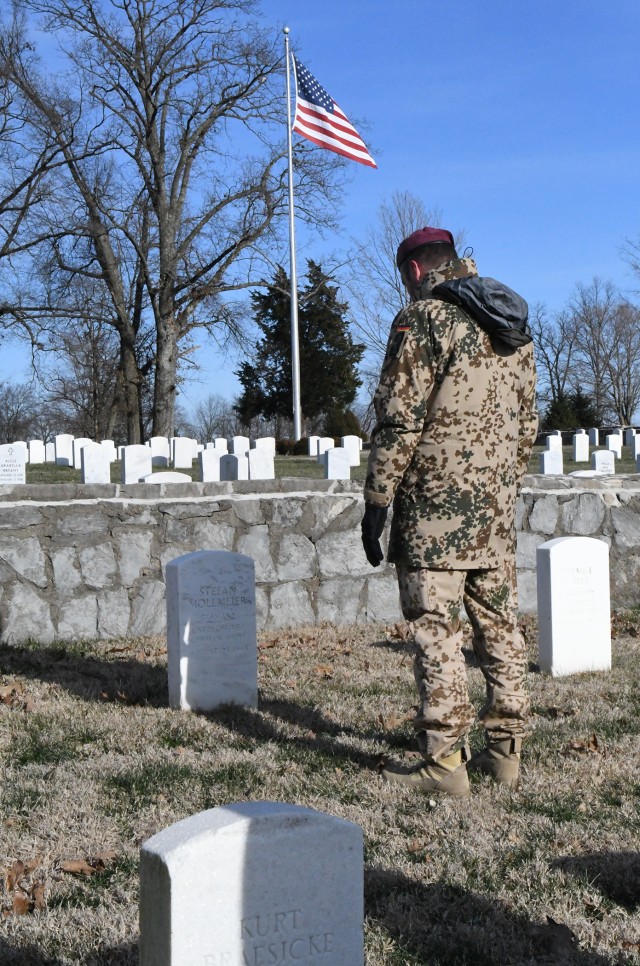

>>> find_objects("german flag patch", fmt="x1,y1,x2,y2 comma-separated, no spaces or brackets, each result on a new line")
389,321,411,359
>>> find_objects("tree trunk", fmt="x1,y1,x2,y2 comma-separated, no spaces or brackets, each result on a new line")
120,341,144,444
152,315,178,437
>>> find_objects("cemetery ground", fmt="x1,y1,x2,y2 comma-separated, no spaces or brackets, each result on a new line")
21,444,640,484
1,616,639,964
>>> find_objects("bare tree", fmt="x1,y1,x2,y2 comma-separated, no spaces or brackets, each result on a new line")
0,381,39,441
189,392,242,441
570,279,621,424
39,317,122,440
529,303,577,409
605,300,640,425
0,0,345,440
346,191,465,401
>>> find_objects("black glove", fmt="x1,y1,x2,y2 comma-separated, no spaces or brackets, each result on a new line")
361,503,388,567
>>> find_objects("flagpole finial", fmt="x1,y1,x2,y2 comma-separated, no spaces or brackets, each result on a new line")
283,26,289,35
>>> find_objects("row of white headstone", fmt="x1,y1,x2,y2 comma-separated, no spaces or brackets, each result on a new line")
0,432,364,484
541,427,640,475
139,535,612,965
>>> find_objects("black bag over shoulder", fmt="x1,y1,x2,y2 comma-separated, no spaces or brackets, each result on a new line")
432,276,533,350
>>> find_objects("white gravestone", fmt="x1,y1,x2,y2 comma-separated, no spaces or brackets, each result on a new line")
248,448,275,481
150,436,170,467
73,437,92,469
214,437,229,454
308,435,320,456
540,449,563,475
55,433,74,466
172,437,193,469
606,434,622,458
323,447,351,480
253,436,276,456
165,550,257,712
340,435,361,467
100,439,118,462
220,454,249,481
231,435,251,456
141,472,192,484
139,802,364,966
537,537,611,677
198,449,222,482
546,435,562,452
122,444,152,483
45,441,55,462
624,427,636,447
316,437,334,461
28,440,45,464
591,450,615,473
633,436,640,461
0,444,26,484
588,427,599,446
572,433,589,462
81,442,111,485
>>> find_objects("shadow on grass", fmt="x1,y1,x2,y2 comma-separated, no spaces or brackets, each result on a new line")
366,866,615,966
0,643,168,707
0,642,409,767
552,852,640,911
0,940,139,965
208,698,388,770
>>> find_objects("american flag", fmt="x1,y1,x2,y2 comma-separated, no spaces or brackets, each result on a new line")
292,56,376,169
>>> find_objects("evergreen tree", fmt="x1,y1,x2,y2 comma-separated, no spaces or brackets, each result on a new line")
541,388,600,430
236,263,364,433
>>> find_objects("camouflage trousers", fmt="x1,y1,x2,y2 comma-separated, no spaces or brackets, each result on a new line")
396,559,529,761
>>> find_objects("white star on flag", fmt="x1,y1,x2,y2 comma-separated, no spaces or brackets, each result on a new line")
292,56,376,168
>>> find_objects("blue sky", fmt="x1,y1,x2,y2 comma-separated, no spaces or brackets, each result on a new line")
4,0,640,414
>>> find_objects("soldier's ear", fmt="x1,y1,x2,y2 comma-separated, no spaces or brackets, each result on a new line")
406,259,421,285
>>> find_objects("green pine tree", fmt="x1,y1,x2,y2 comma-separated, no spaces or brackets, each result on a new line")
235,262,364,433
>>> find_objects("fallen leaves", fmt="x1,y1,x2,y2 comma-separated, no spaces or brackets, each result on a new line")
387,622,411,641
2,852,118,917
564,733,604,757
0,680,35,712
3,859,45,917
313,664,333,679
59,851,117,877
377,708,414,731
544,705,578,720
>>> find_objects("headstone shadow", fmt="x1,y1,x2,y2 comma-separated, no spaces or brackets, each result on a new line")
365,866,613,965
0,643,168,707
0,938,65,965
552,851,640,910
0,935,137,964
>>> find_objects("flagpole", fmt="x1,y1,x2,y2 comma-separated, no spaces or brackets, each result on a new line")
283,27,302,442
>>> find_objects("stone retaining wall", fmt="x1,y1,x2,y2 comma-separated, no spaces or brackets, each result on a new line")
0,474,638,643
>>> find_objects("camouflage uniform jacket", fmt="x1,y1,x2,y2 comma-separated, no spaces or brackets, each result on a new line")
364,257,538,569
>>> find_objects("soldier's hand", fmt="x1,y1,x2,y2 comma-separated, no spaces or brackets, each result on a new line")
361,503,388,567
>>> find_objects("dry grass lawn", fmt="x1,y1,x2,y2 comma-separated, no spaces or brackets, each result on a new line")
1,614,639,965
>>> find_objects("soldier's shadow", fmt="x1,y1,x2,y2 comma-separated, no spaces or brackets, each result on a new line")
208,696,403,770
366,866,614,965
552,852,640,910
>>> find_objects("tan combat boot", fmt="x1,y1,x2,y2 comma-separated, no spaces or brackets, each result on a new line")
469,736,522,789
381,747,470,798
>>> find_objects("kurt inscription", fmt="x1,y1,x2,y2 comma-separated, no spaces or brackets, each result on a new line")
203,909,335,965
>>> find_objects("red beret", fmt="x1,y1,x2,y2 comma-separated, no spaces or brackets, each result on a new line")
396,227,455,268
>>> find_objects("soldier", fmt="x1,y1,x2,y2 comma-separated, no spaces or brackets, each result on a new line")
361,227,538,797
